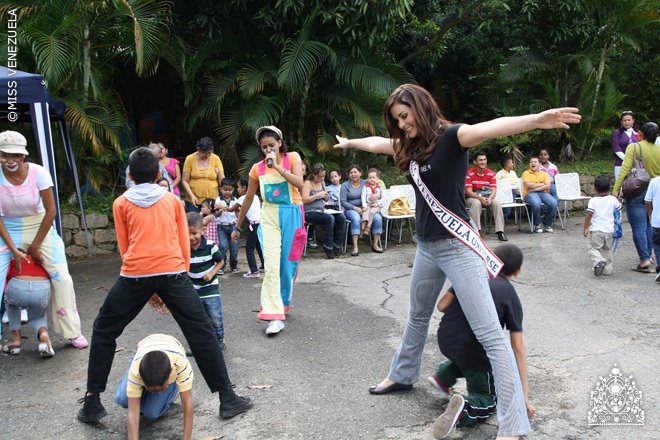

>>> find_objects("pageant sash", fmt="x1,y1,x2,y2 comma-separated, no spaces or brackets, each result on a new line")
410,160,502,277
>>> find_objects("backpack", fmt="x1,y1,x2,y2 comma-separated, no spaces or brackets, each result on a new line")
389,196,413,216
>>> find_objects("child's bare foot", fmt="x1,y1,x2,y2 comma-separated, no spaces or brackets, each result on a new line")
38,327,55,358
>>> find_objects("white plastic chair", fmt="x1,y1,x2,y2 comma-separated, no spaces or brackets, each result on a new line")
555,173,590,229
380,186,415,250
491,179,532,232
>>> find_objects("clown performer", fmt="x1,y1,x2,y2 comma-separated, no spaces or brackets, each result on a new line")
231,126,305,336
0,130,87,347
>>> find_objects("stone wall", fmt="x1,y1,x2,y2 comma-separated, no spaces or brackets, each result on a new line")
62,213,117,258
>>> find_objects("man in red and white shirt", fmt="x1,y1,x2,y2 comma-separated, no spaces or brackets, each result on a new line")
465,151,507,241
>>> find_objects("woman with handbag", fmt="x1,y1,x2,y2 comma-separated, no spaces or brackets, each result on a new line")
613,122,660,273
334,84,581,440
231,126,305,336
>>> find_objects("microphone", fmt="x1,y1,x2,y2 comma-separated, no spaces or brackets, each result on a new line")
267,158,273,168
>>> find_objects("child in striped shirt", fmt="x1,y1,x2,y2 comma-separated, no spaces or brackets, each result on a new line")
187,212,226,350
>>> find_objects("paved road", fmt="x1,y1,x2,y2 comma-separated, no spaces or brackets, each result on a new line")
1,215,658,439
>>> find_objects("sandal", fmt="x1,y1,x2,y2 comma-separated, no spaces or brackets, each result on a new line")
2,344,21,355
632,265,654,273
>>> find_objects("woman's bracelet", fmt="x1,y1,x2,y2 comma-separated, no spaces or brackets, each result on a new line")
232,225,241,232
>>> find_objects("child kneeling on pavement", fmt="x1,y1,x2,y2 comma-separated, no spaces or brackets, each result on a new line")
429,244,535,439
115,334,193,439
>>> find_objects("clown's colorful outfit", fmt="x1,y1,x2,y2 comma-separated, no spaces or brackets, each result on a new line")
248,152,305,321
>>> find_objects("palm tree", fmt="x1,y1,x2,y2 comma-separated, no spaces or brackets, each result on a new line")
0,0,173,189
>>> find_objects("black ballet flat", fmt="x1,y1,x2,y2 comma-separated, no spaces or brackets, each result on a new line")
371,246,384,253
368,382,413,395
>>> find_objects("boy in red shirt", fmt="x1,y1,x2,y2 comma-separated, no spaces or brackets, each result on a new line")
78,147,252,424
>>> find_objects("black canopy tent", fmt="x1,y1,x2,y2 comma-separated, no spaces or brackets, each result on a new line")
0,66,91,254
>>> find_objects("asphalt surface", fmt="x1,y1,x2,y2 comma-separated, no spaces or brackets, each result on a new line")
1,214,658,440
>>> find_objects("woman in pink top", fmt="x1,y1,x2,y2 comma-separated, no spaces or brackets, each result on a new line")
158,142,181,196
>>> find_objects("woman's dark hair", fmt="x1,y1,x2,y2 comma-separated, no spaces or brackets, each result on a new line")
128,147,159,184
346,163,361,176
195,136,214,152
499,155,513,168
640,122,659,142
239,178,248,188
620,111,635,121
138,351,172,388
256,129,288,158
494,244,524,276
383,84,451,173
594,175,611,193
308,163,325,180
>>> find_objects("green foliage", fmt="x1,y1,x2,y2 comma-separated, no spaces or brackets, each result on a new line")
61,194,116,219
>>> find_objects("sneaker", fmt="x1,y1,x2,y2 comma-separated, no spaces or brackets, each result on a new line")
594,261,606,277
77,393,108,423
432,394,464,439
545,226,554,233
258,266,265,273
69,335,89,349
20,309,28,323
265,319,285,335
307,239,318,249
427,374,451,400
231,268,239,274
1,312,7,324
218,337,226,351
218,269,225,275
534,226,543,234
655,272,660,284
243,271,260,278
219,394,253,419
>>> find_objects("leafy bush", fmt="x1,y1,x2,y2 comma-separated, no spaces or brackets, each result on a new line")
60,194,116,221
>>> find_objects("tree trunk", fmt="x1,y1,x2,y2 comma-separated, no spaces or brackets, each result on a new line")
83,23,91,105
297,81,310,143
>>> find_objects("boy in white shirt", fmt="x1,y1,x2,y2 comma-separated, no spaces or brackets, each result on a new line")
215,178,240,274
583,176,621,276
644,175,660,282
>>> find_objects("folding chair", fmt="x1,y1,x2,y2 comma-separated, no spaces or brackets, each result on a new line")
380,187,415,250
490,179,532,232
555,173,591,229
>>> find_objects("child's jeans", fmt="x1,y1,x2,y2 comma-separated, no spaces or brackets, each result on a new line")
115,352,179,420
217,224,239,271
588,231,613,275
245,222,264,273
435,358,496,428
653,228,660,273
4,278,51,333
201,295,225,340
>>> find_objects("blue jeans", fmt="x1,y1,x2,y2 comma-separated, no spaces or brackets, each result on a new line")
201,295,225,340
625,191,653,262
115,353,180,420
653,228,660,272
4,278,51,333
217,224,239,271
344,209,382,236
387,238,530,437
524,191,557,227
305,211,347,250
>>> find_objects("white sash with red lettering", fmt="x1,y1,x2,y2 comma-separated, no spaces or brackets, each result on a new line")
409,160,502,278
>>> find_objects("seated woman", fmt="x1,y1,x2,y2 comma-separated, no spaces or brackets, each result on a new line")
302,164,347,259
340,164,383,256
2,249,55,357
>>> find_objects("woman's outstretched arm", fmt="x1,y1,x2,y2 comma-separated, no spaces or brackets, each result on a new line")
458,108,581,149
334,136,396,156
